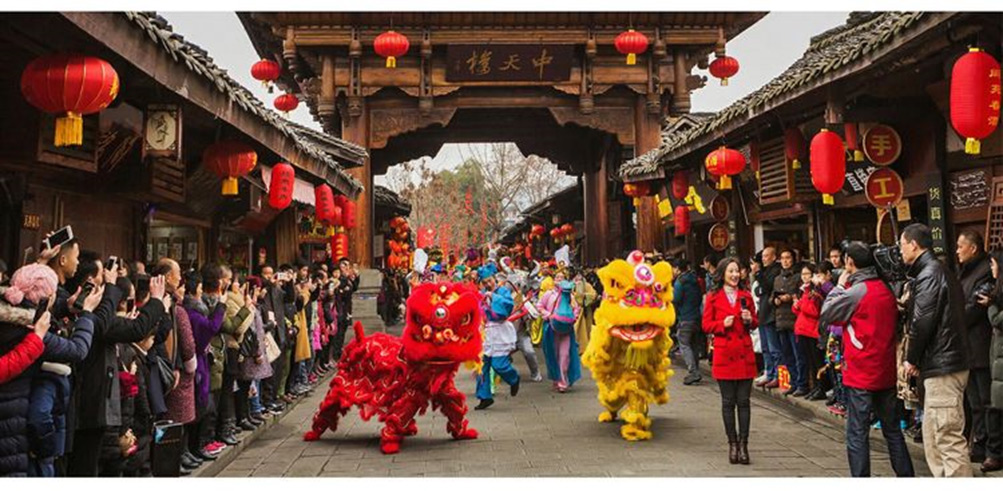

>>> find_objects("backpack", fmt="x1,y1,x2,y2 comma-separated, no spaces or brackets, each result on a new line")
550,284,576,334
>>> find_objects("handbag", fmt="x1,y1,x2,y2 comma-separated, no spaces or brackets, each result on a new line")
151,420,184,477
155,312,178,396
238,328,258,362
263,331,281,363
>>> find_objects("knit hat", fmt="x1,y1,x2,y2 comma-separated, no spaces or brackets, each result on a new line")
489,286,515,321
4,263,58,306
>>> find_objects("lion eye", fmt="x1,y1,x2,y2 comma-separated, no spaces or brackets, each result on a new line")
461,313,473,325
654,284,664,293
611,279,621,290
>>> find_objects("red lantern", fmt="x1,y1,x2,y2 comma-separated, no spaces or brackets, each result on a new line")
671,171,689,200
674,205,690,236
843,123,864,162
810,129,846,206
709,55,740,86
705,146,745,190
340,197,357,230
614,29,648,66
251,59,281,89
331,233,349,261
623,181,652,206
374,30,410,69
268,163,295,210
203,141,257,196
331,203,343,228
531,224,545,238
20,54,120,147
550,228,560,239
273,93,299,114
417,226,435,249
784,127,806,170
561,223,574,237
950,48,1001,155
314,184,336,226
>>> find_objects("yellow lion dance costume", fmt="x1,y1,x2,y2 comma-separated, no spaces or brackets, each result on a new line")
582,250,675,441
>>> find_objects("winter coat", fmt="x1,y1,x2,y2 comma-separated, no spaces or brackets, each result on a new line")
238,309,273,382
75,285,165,431
904,250,970,379
183,296,224,410
119,343,152,475
819,267,899,391
958,253,993,369
165,305,197,425
672,271,702,323
702,287,758,380
987,302,1003,408
335,274,360,323
792,285,823,339
209,294,252,390
755,262,782,326
772,267,800,331
0,336,42,386
293,289,312,363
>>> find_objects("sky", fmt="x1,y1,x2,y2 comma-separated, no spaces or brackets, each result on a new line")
161,11,849,181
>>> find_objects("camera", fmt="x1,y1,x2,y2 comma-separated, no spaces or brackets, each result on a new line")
838,239,907,284
974,281,995,300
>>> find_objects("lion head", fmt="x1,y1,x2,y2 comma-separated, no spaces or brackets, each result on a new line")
402,282,483,364
594,251,676,346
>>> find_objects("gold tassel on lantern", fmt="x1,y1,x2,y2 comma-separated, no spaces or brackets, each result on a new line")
822,194,834,205
633,197,640,207
658,199,672,219
853,150,864,162
721,78,729,87
221,177,239,196
791,158,801,170
966,138,981,155
386,56,396,68
719,175,732,190
627,53,636,65
54,112,83,147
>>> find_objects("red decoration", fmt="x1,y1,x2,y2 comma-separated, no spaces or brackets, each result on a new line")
314,184,337,227
704,146,745,190
862,124,902,166
203,141,257,196
338,196,357,230
865,168,905,208
251,59,281,89
20,54,120,147
273,93,299,114
709,55,740,86
417,227,435,249
671,171,689,200
331,203,343,228
809,129,846,205
950,48,1001,155
843,123,864,162
674,205,690,236
623,182,651,197
268,163,295,210
331,233,349,261
549,228,560,239
560,223,574,237
784,127,806,170
374,30,410,69
614,29,648,66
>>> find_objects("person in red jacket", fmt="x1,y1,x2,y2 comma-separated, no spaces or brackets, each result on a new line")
0,314,50,385
792,262,828,401
818,241,914,477
703,257,758,466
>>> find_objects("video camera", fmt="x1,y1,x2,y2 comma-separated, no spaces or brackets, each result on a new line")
838,239,907,284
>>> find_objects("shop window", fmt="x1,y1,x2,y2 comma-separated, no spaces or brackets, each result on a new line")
985,177,1003,252
758,136,817,205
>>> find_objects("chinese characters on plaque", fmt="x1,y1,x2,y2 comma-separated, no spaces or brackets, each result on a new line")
446,45,573,82
927,173,948,256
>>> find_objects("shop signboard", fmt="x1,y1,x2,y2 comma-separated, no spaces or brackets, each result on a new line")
865,168,904,208
708,222,730,251
926,173,948,256
862,124,902,166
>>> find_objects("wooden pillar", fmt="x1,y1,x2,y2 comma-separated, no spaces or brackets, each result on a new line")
341,101,374,267
583,136,610,266
634,95,663,253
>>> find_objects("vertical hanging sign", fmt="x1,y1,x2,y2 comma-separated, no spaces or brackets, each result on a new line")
927,173,947,256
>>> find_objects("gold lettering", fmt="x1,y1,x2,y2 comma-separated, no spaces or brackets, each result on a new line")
499,53,521,71
532,48,553,79
466,50,493,75
872,177,896,199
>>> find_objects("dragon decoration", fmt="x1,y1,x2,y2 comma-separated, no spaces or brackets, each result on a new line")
582,250,676,441
303,282,483,454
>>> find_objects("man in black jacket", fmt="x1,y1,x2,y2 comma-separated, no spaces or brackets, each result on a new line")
956,229,1001,471
754,247,783,388
900,223,972,477
331,258,360,363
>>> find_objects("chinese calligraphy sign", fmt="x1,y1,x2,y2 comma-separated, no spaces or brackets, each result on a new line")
865,167,904,208
446,45,573,82
708,223,730,252
927,173,947,256
142,104,181,160
862,124,902,166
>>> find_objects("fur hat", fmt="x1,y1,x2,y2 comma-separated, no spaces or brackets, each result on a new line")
4,263,58,306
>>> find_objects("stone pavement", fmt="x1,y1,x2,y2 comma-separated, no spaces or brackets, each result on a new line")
215,350,932,477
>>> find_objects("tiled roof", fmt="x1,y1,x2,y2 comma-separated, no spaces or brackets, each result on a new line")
621,12,928,179
374,185,411,214
123,12,365,195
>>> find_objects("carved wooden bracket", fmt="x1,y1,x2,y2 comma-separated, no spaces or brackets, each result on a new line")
419,29,433,115
369,108,457,149
548,107,634,145
282,27,299,76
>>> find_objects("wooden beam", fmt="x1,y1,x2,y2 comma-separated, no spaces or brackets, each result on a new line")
292,27,723,47
634,94,664,253
342,99,373,267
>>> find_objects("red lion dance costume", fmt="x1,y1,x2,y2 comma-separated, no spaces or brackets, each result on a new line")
303,282,482,454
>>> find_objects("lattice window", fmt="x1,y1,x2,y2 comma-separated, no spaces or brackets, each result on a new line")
984,177,1003,252
758,137,791,205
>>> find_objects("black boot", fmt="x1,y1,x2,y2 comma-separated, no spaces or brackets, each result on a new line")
728,439,739,464
510,381,520,397
738,438,750,465
474,398,494,410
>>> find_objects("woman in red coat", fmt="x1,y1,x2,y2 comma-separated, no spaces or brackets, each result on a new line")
791,262,829,400
702,257,758,465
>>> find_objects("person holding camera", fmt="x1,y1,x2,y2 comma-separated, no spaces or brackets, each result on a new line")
773,249,806,396
702,257,758,465
956,230,1002,472
818,241,914,477
900,223,971,477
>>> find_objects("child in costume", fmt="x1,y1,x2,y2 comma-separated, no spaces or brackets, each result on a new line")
537,271,581,392
581,251,676,441
474,285,520,410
